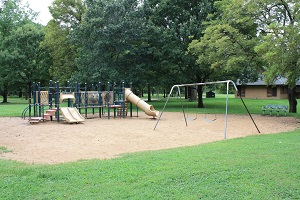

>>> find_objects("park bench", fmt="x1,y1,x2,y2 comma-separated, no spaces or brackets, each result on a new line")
262,104,288,116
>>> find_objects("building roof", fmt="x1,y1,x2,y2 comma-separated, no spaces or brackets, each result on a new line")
237,77,300,86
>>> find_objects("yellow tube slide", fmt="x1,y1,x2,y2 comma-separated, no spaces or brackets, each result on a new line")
125,89,159,117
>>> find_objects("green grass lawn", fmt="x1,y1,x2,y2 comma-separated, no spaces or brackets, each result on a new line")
150,94,299,118
0,97,29,117
1,131,299,199
0,95,300,199
1,94,299,118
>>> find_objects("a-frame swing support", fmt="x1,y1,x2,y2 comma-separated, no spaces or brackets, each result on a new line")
153,80,261,139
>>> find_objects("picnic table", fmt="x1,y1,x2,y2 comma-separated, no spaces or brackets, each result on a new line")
262,104,288,116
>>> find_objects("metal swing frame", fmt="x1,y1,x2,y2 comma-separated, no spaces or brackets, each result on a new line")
153,80,260,139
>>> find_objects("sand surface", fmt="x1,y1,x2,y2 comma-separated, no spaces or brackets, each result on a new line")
0,112,298,164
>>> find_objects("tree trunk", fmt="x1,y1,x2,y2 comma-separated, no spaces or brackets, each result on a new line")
147,83,151,102
197,85,204,108
288,87,297,113
27,82,32,100
1,84,8,103
185,86,188,99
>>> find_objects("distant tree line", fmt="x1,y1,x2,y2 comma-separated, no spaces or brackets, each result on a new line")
0,0,299,112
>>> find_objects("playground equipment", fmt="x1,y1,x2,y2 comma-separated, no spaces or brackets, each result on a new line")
22,81,78,123
73,81,159,119
153,80,260,139
22,80,159,123
74,81,129,119
60,107,85,123
125,88,159,117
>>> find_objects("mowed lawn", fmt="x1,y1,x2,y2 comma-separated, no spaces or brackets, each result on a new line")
0,96,300,199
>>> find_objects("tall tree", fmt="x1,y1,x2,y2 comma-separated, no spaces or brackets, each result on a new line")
0,0,37,102
143,0,216,107
1,22,50,98
252,0,300,113
43,0,85,84
72,0,149,85
49,0,85,28
188,0,261,85
72,0,217,103
42,20,76,82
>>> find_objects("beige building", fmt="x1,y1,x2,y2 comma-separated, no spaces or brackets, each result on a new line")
235,78,300,99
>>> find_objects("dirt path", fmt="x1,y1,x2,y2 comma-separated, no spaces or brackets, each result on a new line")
0,113,298,164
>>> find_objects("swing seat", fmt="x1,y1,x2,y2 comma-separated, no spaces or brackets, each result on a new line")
204,118,217,122
186,117,197,121
204,114,217,122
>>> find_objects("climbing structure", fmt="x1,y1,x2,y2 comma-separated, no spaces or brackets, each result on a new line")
22,80,159,123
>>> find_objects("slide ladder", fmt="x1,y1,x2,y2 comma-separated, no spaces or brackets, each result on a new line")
43,108,58,121
27,108,58,124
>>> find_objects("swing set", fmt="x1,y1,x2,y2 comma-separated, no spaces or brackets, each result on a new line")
153,80,260,139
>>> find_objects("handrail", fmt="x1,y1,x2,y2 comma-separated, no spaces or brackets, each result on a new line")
21,105,30,119
21,103,50,120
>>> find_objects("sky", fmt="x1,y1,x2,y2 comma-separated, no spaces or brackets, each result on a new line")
22,0,54,25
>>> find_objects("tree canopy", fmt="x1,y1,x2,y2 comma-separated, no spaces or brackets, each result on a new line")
188,0,261,84
188,0,299,112
0,0,48,102
72,0,147,84
41,0,85,84
72,0,216,104
1,0,299,112
2,22,50,95
252,0,300,112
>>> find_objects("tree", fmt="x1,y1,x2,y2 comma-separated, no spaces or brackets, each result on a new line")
72,0,150,85
0,0,38,102
42,0,85,84
142,0,217,106
188,0,262,106
252,0,300,113
42,20,77,83
72,0,217,103
1,22,50,98
49,0,85,28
